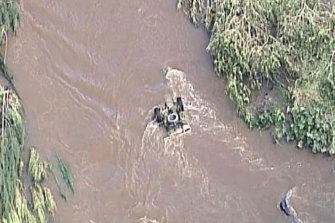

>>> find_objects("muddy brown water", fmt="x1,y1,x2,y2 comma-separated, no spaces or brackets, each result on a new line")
6,0,335,222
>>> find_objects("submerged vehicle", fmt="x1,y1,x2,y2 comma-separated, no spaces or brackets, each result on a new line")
153,96,191,136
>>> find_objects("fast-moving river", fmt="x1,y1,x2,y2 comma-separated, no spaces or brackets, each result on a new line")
7,0,335,222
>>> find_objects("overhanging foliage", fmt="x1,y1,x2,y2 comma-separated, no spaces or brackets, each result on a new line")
178,0,335,154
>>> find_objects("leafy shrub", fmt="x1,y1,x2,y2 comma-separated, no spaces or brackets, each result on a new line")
178,0,335,154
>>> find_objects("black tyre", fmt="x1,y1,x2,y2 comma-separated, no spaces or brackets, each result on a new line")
176,97,184,112
154,107,163,123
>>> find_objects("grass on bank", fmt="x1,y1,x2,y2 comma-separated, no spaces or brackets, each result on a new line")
178,0,335,154
0,83,61,223
0,85,57,223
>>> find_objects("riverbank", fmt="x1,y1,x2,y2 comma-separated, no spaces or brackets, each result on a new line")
178,0,335,154
0,1,60,222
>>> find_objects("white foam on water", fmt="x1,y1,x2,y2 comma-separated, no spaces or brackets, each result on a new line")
124,68,273,222
165,68,272,171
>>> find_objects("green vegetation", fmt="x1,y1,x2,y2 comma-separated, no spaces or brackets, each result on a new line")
0,83,64,223
178,0,335,154
28,147,57,223
0,85,57,223
0,84,28,222
0,0,19,86
57,155,74,194
29,147,52,182
0,1,74,222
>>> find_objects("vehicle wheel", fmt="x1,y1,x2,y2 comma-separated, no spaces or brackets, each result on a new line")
176,97,184,112
154,107,163,123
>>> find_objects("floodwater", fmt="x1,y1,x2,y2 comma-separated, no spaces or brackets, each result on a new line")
7,0,335,222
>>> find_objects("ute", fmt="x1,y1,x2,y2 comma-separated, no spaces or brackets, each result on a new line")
153,96,191,136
